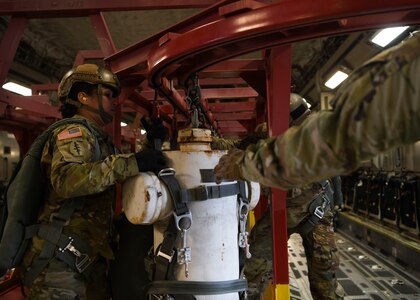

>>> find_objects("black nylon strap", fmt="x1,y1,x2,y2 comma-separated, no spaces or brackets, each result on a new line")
23,198,85,286
199,169,216,183
159,173,189,216
147,278,248,295
298,185,332,236
238,181,247,201
153,171,188,281
180,183,240,202
154,220,178,281
35,226,94,273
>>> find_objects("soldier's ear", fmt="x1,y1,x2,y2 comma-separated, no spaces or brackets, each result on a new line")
78,92,88,104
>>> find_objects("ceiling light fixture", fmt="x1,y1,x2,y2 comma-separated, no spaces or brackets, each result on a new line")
2,82,32,96
121,122,128,127
371,26,409,47
324,70,349,89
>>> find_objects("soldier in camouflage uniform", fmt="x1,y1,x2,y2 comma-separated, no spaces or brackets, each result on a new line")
214,32,420,192
216,33,420,299
242,95,344,300
22,64,167,299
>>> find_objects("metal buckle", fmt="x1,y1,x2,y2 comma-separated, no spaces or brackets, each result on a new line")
158,168,176,177
194,185,209,200
58,237,75,253
75,254,92,273
173,211,192,231
58,236,92,273
314,206,324,219
156,249,174,263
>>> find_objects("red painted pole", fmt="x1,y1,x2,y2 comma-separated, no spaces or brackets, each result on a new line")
265,45,292,299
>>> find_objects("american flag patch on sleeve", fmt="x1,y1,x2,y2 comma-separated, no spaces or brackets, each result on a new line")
57,127,83,140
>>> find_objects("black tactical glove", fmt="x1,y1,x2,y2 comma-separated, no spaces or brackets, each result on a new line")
141,116,168,145
135,148,168,172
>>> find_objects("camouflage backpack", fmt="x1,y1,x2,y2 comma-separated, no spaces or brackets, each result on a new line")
0,118,101,277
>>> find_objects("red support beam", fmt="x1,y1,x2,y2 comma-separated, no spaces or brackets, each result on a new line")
266,46,292,295
147,0,420,91
0,0,220,18
89,12,122,147
105,0,238,75
219,126,248,133
126,91,173,125
140,87,258,101
202,87,258,99
0,17,27,85
213,111,255,121
217,120,246,128
90,13,117,56
124,101,150,116
199,77,247,86
0,89,60,118
73,50,104,67
203,59,264,76
31,83,59,94
208,100,256,112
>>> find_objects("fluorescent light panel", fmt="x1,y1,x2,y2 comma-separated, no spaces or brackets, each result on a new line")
2,82,32,96
324,70,349,89
371,26,409,47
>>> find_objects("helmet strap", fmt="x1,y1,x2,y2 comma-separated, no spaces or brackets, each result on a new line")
65,92,109,122
96,84,113,124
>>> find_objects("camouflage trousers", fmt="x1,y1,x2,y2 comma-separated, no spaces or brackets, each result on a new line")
25,257,109,300
244,211,343,300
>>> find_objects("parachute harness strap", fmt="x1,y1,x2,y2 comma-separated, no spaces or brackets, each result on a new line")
148,170,250,298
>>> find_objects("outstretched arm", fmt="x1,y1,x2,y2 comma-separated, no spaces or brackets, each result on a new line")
215,34,420,189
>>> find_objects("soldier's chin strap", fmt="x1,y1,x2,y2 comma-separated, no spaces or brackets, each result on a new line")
64,84,113,124
96,84,113,124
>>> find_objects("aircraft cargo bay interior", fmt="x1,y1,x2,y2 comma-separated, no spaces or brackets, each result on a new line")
0,1,419,299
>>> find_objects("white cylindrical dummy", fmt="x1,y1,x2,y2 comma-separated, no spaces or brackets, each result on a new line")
123,149,260,300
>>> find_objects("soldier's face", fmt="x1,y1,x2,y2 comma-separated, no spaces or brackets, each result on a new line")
99,87,117,117
79,86,117,126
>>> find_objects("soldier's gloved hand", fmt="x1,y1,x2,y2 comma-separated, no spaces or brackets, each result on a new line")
141,116,168,144
135,148,168,172
214,148,245,183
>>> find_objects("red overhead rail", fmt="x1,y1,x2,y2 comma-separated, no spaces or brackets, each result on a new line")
0,1,220,18
104,0,239,75
147,0,420,89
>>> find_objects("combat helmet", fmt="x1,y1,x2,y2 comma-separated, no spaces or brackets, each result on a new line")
58,63,120,102
290,93,310,126
58,64,121,124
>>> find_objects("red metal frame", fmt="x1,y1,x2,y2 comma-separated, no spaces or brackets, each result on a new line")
1,1,420,297
266,45,292,286
147,0,420,87
0,1,220,17
0,17,27,85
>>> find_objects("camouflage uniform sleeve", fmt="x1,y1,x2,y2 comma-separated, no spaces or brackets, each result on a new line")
49,124,139,198
211,136,240,150
237,34,420,189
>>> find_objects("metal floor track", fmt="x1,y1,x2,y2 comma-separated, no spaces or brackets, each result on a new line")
287,232,420,300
